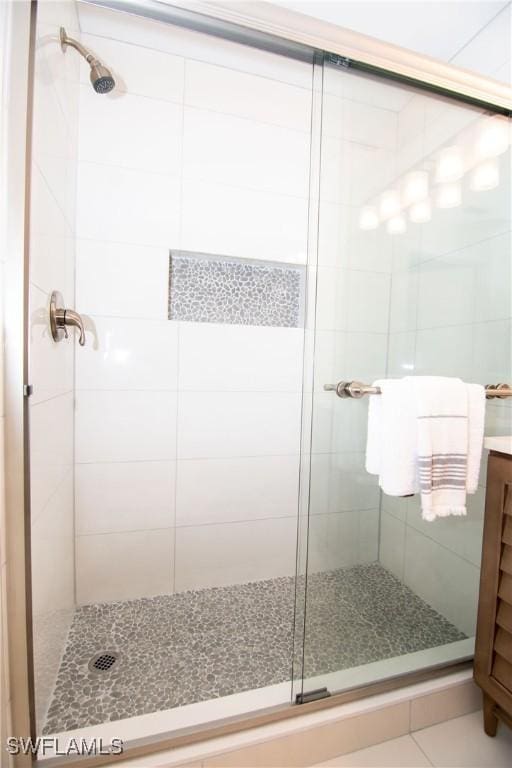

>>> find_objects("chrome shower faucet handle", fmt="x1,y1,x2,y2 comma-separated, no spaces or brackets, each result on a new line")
49,291,86,346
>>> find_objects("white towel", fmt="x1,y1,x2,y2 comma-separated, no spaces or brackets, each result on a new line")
407,376,469,520
366,378,418,496
365,376,486,521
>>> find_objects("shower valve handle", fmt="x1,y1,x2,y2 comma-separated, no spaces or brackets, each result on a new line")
50,291,86,346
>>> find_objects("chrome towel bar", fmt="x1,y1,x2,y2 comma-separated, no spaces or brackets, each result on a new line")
323,381,512,400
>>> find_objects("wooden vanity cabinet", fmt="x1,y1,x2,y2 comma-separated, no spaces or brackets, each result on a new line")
474,450,512,735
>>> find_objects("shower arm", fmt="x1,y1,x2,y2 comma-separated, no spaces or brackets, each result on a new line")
60,28,101,67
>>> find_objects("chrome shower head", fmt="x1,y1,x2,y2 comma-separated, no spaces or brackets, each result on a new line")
89,62,115,94
60,27,115,94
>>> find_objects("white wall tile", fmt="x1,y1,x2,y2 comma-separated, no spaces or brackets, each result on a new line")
176,455,299,526
76,240,169,319
76,390,177,463
29,3,80,729
76,316,178,391
472,233,511,323
416,256,476,330
76,461,176,535
415,325,474,380
80,33,185,102
318,201,393,272
181,179,308,264
29,284,73,405
79,86,183,174
307,511,359,572
381,493,409,523
472,319,511,387
323,93,397,150
31,472,75,617
331,398,370,453
320,137,396,206
403,527,480,635
422,161,510,260
183,107,310,198
389,270,419,333
387,332,416,377
358,508,380,562
177,391,302,459
345,271,391,334
178,323,303,392
379,510,406,581
185,59,311,131
174,517,297,591
315,268,345,331
77,162,181,247
309,452,380,516
30,393,74,522
30,143,75,297
30,162,71,242
76,528,174,604
315,269,390,333
310,391,335,454
406,489,485,568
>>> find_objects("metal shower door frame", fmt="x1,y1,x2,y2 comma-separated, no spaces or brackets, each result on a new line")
6,0,511,765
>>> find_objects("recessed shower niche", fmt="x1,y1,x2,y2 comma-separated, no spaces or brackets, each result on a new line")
168,251,306,328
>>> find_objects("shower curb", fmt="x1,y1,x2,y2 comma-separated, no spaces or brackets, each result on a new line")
110,669,480,767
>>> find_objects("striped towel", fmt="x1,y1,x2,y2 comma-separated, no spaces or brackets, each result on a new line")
406,376,484,521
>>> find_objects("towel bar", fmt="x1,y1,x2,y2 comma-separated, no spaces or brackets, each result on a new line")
323,381,512,400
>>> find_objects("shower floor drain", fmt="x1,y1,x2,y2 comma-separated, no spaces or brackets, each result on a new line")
88,651,119,674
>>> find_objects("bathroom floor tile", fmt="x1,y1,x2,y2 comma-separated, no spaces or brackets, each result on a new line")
412,710,512,767
314,734,432,766
42,564,465,734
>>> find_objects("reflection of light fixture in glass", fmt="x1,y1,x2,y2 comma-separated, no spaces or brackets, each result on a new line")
436,183,461,209
470,159,500,191
379,189,401,219
409,198,432,223
387,215,406,234
359,206,379,230
477,117,509,159
403,170,429,205
435,146,464,183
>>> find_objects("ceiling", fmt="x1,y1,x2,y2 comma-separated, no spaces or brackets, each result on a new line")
272,1,509,63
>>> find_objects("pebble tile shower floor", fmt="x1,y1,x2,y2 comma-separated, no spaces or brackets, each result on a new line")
43,564,465,734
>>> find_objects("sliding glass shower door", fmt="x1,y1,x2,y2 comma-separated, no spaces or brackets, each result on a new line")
298,57,511,699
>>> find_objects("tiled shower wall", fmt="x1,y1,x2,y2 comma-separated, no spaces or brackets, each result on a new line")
306,67,396,570
73,3,313,604
379,5,512,636
29,0,80,729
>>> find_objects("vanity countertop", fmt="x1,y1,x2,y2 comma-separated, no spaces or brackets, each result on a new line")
484,436,512,456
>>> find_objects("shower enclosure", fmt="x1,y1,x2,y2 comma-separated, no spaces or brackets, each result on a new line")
23,0,511,760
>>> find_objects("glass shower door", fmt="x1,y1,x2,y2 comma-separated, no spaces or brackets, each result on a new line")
299,58,511,698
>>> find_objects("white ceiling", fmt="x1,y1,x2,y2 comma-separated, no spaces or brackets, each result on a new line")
272,1,509,63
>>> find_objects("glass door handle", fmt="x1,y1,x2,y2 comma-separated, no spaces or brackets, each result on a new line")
50,290,86,346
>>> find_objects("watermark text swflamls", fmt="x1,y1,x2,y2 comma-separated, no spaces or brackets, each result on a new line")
5,736,124,757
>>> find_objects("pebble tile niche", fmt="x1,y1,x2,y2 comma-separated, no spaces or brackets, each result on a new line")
43,564,465,734
168,251,305,327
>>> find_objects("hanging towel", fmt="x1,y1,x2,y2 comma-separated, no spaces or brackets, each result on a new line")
366,378,418,496
366,377,486,521
407,376,471,521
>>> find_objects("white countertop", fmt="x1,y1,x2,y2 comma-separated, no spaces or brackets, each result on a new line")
484,436,512,456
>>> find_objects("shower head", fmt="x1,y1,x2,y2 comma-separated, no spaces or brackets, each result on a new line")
60,27,115,94
89,62,116,94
